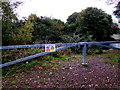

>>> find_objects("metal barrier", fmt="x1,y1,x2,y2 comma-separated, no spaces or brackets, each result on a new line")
0,41,120,68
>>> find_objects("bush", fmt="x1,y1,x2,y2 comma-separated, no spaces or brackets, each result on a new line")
50,48,72,57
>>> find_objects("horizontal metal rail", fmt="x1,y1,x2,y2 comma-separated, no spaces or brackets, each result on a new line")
1,41,120,49
93,43,120,50
0,43,81,49
0,44,77,68
0,41,120,68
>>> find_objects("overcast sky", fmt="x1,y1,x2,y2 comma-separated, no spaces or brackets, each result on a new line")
14,0,118,23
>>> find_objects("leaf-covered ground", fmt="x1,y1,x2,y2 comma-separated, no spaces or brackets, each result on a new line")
2,50,120,88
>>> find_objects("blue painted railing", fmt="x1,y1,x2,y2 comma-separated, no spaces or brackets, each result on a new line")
0,41,120,68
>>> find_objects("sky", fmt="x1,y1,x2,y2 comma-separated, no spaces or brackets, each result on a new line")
14,0,118,23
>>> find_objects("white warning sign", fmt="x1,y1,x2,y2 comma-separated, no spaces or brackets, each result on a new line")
45,44,56,52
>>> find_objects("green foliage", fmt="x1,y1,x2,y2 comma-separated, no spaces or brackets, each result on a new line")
27,14,65,44
100,60,115,66
100,51,120,65
2,52,72,76
1,2,18,22
2,2,119,78
76,7,113,41
61,33,83,43
113,1,120,18
2,2,114,48
2,2,19,45
43,55,53,61
87,45,103,54
111,23,120,34
2,1,34,45
2,48,44,64
60,55,71,61
67,12,79,24
29,48,44,55
2,60,43,76
66,7,113,42
63,7,114,53
12,20,34,45
112,56,120,62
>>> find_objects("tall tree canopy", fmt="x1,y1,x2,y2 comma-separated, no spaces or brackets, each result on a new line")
2,1,117,47
1,1,65,45
66,7,113,41
2,1,34,45
104,0,120,20
67,12,78,24
2,2,20,45
27,14,65,44
114,1,120,18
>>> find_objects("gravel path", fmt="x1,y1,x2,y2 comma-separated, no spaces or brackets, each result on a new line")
2,50,120,89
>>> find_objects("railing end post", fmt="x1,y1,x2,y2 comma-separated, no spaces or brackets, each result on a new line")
82,44,88,66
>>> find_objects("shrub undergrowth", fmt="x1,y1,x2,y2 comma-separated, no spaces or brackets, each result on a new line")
2,47,119,77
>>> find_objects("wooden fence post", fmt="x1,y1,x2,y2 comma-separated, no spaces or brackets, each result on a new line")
82,44,88,65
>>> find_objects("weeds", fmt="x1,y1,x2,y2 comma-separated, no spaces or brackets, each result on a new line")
100,51,120,65
2,48,120,77
2,54,62,76
112,57,120,63
2,48,44,64
100,60,115,66
2,60,44,76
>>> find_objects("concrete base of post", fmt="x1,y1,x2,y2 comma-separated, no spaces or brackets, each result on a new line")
81,63,88,67
82,62,88,65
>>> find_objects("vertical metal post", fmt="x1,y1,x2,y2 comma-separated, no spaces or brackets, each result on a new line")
82,44,88,65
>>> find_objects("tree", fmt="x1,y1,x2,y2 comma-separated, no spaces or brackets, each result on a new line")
106,0,119,4
39,17,65,43
111,23,120,34
105,0,120,22
75,7,113,41
27,14,65,44
2,2,20,45
12,18,34,45
100,0,120,19
113,1,120,18
66,7,113,42
67,12,79,24
64,7,114,53
2,1,33,45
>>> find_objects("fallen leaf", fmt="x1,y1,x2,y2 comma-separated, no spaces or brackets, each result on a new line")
51,67,58,70
39,67,43,70
95,84,98,87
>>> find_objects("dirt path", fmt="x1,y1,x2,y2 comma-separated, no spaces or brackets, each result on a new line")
2,50,120,88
